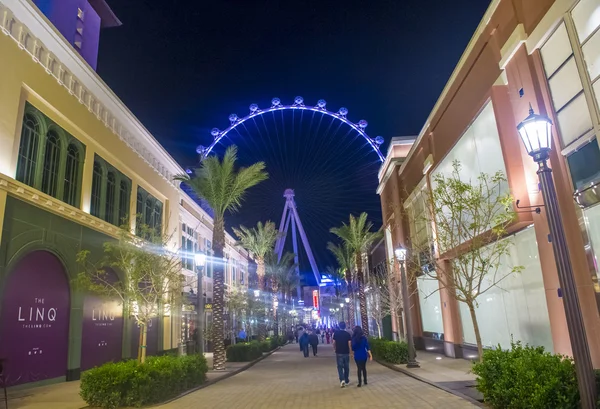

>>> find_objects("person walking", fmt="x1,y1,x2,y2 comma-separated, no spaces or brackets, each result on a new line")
299,331,310,358
308,330,319,356
297,326,304,348
325,329,331,344
237,328,247,344
333,321,352,388
351,326,372,387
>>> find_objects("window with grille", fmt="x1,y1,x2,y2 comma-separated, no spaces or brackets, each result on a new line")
16,113,40,187
136,186,163,237
91,162,103,218
118,180,130,225
41,130,61,197
63,143,81,206
105,172,116,224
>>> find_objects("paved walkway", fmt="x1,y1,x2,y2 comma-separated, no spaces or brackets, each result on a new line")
160,344,478,409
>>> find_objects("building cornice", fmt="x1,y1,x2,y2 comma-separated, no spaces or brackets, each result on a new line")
0,173,119,238
1,0,184,186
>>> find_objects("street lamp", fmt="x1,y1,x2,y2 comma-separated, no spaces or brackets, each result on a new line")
395,247,419,368
344,297,350,303
254,289,260,298
517,106,596,408
194,252,207,355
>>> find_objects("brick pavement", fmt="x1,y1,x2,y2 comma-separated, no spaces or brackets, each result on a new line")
159,343,478,409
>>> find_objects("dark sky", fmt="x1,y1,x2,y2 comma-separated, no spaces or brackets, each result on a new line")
98,0,491,277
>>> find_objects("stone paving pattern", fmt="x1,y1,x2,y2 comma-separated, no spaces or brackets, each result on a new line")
160,343,477,409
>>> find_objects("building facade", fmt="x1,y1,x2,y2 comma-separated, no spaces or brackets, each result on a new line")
378,0,600,367
0,0,250,388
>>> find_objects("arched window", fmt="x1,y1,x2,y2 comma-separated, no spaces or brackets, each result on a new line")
118,180,130,225
152,201,162,233
41,130,62,197
16,113,41,187
105,172,116,224
63,143,81,206
91,161,103,218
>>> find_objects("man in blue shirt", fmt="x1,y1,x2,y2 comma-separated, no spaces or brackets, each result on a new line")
333,321,352,388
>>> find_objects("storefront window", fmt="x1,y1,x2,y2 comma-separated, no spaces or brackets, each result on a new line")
458,228,553,350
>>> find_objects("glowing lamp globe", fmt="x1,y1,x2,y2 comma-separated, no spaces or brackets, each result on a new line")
517,106,553,162
194,253,206,267
395,247,407,261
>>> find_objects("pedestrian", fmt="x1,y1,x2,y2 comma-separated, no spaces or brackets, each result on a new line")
308,330,319,356
297,326,304,349
351,326,372,387
237,328,247,344
299,331,310,358
326,330,331,344
319,328,325,344
333,321,352,388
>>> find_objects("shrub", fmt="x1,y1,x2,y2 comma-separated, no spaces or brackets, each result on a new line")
472,341,580,409
226,342,263,362
369,337,408,364
268,335,286,350
256,340,271,353
80,354,207,409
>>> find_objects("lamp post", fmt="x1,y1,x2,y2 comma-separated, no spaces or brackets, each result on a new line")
340,303,345,322
517,106,596,408
395,247,419,368
194,252,207,355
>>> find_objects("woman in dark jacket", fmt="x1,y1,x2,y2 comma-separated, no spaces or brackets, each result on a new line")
351,326,372,387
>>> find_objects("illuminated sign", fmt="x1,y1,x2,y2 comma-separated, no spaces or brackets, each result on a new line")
312,290,319,309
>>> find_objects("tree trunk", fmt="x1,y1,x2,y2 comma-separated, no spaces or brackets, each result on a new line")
356,254,369,336
137,323,143,362
272,294,279,337
466,300,483,362
212,215,227,370
140,323,148,363
257,261,265,290
347,282,355,327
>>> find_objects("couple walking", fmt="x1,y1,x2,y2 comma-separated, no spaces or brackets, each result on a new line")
332,322,372,388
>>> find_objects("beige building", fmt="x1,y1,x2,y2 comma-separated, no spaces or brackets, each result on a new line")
0,0,249,387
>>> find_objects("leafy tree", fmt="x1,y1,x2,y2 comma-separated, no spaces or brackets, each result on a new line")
175,146,268,370
327,242,355,326
233,221,279,291
226,285,249,341
407,161,521,360
331,213,382,336
76,222,183,363
266,251,297,337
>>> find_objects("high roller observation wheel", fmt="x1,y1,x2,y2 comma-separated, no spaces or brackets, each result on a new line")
195,96,385,163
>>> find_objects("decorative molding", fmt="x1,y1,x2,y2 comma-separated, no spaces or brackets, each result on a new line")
0,173,119,238
499,24,527,70
0,0,184,186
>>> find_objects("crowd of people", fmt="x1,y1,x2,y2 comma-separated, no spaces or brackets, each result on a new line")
291,322,372,388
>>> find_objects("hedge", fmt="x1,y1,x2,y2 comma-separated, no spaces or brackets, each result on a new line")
80,354,208,409
471,341,596,409
226,342,263,362
369,337,408,364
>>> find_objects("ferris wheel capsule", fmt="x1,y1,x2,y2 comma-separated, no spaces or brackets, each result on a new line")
317,99,327,108
196,145,205,155
271,98,281,107
249,103,259,113
338,107,348,117
294,96,304,106
358,119,368,129
228,113,238,123
211,128,221,138
374,136,384,145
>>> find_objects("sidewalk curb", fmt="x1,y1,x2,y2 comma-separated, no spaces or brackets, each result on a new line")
156,344,285,406
375,359,486,408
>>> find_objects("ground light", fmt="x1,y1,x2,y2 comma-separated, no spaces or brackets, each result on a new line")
394,247,419,368
517,106,597,408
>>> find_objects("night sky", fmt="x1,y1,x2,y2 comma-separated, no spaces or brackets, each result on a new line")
98,0,491,276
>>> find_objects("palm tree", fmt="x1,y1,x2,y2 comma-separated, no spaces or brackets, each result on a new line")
232,221,279,291
327,242,355,326
330,213,381,336
175,146,268,370
266,251,296,337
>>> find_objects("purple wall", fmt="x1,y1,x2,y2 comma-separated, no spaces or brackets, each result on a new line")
0,251,70,386
80,269,123,370
32,0,101,69
131,317,158,359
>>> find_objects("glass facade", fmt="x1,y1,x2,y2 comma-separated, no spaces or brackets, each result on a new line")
458,228,553,350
